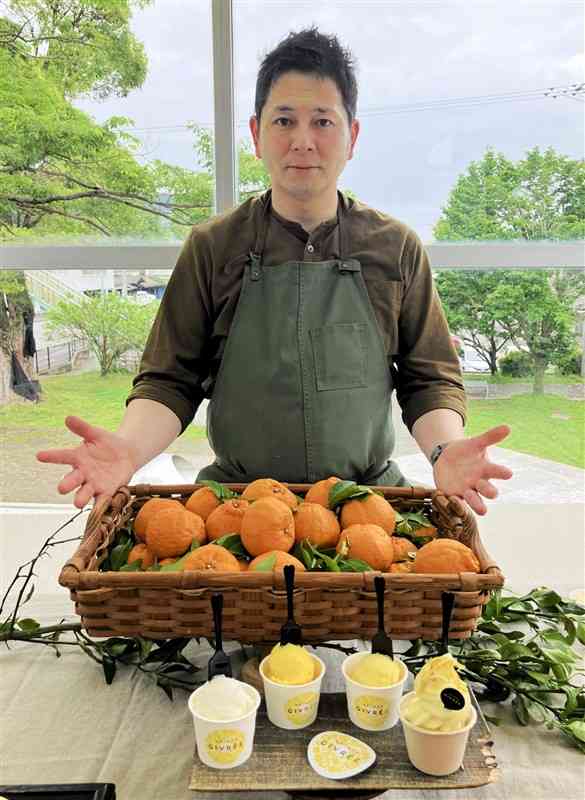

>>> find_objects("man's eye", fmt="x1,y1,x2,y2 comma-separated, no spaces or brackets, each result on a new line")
274,117,292,126
316,119,334,127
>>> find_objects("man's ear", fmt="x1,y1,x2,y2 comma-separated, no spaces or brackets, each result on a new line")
347,119,360,161
249,115,261,158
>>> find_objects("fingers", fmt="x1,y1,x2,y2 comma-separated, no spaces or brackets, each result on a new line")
58,468,84,495
484,462,513,481
65,415,102,442
474,424,511,448
74,481,95,510
37,448,77,466
476,478,498,500
464,488,487,516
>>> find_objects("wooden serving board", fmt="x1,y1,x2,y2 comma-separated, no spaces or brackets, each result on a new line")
189,691,499,793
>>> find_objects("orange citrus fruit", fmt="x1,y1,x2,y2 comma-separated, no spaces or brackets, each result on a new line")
127,543,155,569
340,493,396,535
185,486,221,520
336,524,394,571
415,525,438,539
304,476,341,508
241,478,299,509
293,502,340,548
413,539,480,574
133,497,183,542
145,506,206,558
182,543,240,572
390,561,413,573
241,496,295,556
248,551,306,573
391,537,418,562
206,499,250,540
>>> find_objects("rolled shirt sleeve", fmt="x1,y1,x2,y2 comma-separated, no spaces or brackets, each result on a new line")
126,230,213,433
393,231,467,432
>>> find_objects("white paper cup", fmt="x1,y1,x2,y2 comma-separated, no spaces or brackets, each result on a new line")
399,692,477,776
259,653,326,729
342,652,408,731
188,681,261,769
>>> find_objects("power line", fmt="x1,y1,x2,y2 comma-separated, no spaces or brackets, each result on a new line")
119,83,584,133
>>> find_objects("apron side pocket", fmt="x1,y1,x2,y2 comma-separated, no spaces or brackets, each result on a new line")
310,322,367,391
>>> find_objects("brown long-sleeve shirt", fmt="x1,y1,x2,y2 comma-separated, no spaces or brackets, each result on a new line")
128,191,466,434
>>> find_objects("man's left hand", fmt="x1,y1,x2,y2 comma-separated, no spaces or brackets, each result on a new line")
432,425,513,515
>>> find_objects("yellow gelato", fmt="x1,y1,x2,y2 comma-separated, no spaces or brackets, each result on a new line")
264,643,316,685
401,653,471,732
348,653,403,687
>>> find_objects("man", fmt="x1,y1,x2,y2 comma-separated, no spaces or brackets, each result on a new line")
38,28,512,514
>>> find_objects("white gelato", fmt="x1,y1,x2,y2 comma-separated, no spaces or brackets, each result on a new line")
191,676,256,721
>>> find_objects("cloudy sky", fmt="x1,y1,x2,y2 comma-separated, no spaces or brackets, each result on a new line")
76,0,584,241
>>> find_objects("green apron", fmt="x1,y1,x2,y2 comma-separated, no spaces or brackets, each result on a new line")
197,196,407,487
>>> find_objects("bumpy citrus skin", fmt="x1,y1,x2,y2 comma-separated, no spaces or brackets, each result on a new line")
145,506,206,558
241,478,299,509
182,543,240,572
185,486,221,520
304,476,341,508
206,499,250,540
340,493,396,535
127,543,155,569
336,524,394,571
241,496,295,557
391,537,418,562
248,550,306,573
294,502,340,548
133,498,183,542
413,539,480,574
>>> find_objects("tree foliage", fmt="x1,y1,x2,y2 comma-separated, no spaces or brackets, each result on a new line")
434,147,585,392
46,292,158,375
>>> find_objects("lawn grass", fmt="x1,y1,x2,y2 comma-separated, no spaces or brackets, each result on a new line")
463,372,583,384
466,395,584,469
1,372,583,468
0,371,207,440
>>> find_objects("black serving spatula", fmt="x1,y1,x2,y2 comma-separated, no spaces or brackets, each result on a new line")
439,590,465,711
372,576,394,657
208,592,232,680
280,564,303,646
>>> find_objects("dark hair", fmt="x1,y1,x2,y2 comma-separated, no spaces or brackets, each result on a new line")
255,27,358,124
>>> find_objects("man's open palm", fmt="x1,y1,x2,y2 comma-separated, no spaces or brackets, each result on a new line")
433,425,513,515
36,416,137,509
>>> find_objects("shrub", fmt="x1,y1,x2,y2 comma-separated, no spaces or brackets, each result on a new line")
555,348,583,376
499,350,533,377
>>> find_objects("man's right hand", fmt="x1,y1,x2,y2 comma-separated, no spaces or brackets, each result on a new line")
36,415,138,509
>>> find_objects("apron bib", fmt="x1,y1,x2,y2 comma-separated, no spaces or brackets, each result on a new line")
198,197,406,486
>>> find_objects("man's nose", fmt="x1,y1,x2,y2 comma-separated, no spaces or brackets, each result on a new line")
290,124,315,151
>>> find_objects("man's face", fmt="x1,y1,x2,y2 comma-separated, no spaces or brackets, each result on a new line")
249,71,360,204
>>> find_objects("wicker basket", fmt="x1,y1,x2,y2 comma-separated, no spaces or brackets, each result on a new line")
59,483,504,643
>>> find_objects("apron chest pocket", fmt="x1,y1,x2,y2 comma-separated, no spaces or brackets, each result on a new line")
310,323,367,391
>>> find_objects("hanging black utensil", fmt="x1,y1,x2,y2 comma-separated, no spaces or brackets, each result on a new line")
280,564,303,645
207,592,232,679
439,591,465,711
371,576,394,657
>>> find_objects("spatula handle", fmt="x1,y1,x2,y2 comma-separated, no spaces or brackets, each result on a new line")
284,564,295,621
212,592,224,652
374,576,385,631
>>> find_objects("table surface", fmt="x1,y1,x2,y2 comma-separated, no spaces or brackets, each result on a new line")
1,633,584,800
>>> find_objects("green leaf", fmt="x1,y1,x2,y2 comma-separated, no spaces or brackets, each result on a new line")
576,621,585,646
249,553,277,572
214,534,249,559
22,583,35,606
156,675,174,701
328,481,371,509
338,558,375,573
158,549,194,572
109,540,134,571
512,695,530,726
17,618,41,633
199,480,237,501
566,720,585,743
293,541,316,570
119,561,143,572
530,588,563,609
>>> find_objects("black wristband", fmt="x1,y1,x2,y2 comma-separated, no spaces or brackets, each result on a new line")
429,442,450,467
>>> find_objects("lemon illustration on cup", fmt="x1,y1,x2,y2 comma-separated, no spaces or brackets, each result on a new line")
205,729,245,765
352,694,390,729
285,691,319,726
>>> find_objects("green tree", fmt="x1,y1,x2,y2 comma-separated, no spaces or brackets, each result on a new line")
434,147,585,393
46,292,158,375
